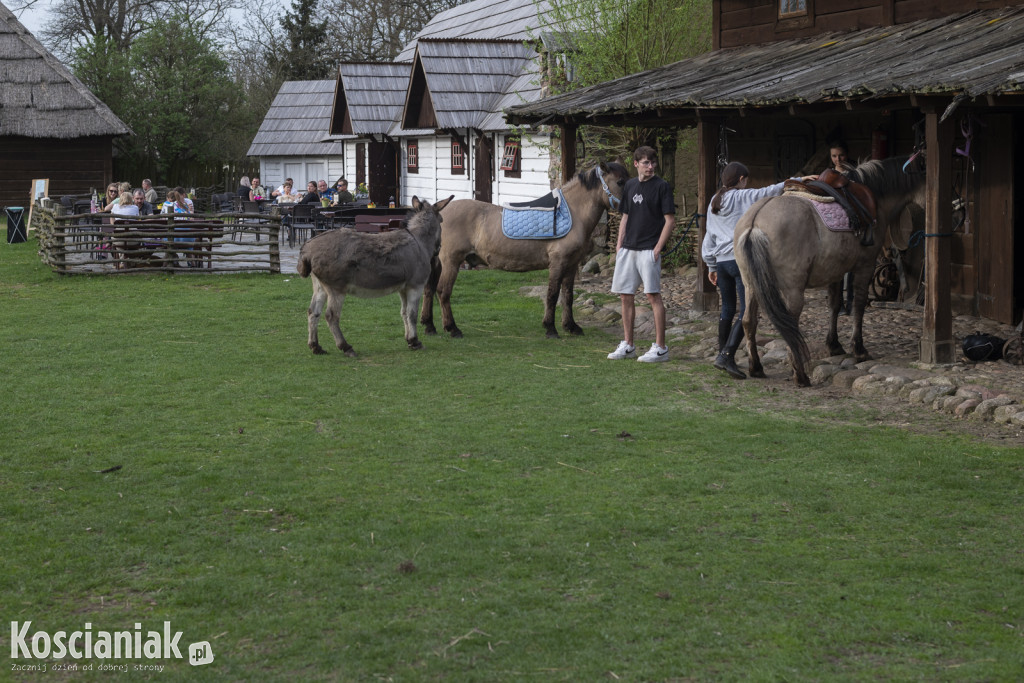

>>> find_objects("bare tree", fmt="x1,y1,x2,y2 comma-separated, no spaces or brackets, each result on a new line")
10,0,239,57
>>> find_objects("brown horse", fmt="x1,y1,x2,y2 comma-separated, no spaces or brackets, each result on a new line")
298,195,453,356
734,156,926,386
420,162,628,338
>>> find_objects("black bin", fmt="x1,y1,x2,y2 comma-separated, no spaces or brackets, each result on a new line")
6,207,26,244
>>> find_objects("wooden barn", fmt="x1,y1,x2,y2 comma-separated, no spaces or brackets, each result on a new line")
508,1,1024,364
0,2,130,207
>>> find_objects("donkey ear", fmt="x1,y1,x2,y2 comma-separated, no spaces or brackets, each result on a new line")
411,196,422,210
433,195,455,212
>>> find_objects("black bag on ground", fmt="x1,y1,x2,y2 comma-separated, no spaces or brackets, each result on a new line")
962,332,1005,361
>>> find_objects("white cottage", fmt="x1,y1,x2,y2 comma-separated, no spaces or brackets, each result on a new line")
249,0,559,207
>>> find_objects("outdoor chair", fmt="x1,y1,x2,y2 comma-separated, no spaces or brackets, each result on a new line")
289,204,315,247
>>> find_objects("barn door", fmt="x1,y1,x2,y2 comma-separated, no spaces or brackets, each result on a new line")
975,114,1013,323
368,140,397,206
475,133,493,203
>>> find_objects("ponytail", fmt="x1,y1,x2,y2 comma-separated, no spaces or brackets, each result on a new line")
710,161,749,214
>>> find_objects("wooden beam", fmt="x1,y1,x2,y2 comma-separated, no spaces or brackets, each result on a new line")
693,118,721,312
560,123,577,184
919,106,955,364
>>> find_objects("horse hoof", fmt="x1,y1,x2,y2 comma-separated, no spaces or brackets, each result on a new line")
310,344,327,355
566,325,584,336
446,326,463,339
423,324,437,336
545,330,560,339
749,369,767,379
408,339,423,350
343,349,357,358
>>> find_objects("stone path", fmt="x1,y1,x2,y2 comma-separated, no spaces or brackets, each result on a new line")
564,266,1024,437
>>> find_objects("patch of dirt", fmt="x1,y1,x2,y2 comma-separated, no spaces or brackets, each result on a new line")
574,269,1024,446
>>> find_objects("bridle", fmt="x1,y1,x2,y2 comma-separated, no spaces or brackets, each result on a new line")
596,165,621,210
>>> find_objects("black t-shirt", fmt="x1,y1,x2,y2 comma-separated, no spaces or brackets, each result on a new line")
620,176,675,250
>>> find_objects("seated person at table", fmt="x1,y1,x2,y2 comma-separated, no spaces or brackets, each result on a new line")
334,177,354,204
163,190,191,215
237,176,252,199
300,181,321,204
250,177,267,201
111,191,139,217
132,189,155,215
317,179,334,202
174,187,195,212
100,183,120,212
272,177,294,199
142,178,158,204
276,181,298,202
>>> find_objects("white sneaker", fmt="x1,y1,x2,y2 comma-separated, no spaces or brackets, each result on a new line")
607,340,637,360
637,343,669,363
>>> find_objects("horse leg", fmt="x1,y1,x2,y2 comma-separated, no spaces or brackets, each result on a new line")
783,289,810,387
401,286,424,350
849,261,876,361
420,257,440,335
436,257,463,338
322,287,355,357
825,280,847,357
543,268,564,338
743,294,766,379
307,276,329,354
560,267,583,336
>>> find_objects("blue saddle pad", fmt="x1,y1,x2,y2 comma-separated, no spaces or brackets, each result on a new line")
501,190,572,240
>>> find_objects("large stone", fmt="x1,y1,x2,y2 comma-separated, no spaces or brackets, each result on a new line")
851,374,884,395
954,399,980,417
972,396,1016,420
831,369,867,389
993,404,1020,424
811,364,840,384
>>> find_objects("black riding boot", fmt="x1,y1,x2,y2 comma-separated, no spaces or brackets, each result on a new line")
713,319,747,379
717,319,731,352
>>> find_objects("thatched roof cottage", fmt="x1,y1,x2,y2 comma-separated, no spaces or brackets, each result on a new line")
0,1,131,206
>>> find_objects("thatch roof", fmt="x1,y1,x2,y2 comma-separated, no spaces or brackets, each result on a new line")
247,80,346,157
0,1,131,138
506,6,1024,127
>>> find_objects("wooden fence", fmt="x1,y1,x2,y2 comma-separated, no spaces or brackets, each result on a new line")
35,208,287,275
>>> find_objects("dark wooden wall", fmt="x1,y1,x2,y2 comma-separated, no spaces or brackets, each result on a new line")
716,0,1024,49
0,136,114,207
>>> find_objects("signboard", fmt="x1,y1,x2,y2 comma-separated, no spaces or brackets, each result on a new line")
27,178,49,231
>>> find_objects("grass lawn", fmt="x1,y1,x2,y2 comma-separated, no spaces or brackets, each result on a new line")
2,237,1023,681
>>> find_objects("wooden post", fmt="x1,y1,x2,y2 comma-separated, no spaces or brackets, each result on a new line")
560,123,577,185
269,217,281,274
920,105,954,364
692,114,721,312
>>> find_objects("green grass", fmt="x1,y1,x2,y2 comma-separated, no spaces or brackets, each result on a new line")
2,238,1023,681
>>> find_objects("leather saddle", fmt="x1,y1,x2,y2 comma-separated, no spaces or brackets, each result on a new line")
784,169,878,246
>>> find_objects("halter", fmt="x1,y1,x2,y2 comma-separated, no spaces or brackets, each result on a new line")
596,165,621,210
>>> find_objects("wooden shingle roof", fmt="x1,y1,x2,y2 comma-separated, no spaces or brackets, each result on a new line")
404,39,539,131
247,80,345,157
507,6,1024,127
395,0,552,62
0,1,130,138
338,62,411,136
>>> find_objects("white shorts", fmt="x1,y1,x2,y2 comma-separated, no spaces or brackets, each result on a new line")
611,248,661,295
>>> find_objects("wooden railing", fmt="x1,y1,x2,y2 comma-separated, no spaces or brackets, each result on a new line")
34,209,286,275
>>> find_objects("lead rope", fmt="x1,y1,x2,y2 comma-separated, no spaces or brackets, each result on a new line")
662,211,703,260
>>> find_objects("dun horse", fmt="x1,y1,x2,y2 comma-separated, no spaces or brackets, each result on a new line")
298,195,453,356
420,162,628,338
734,156,926,386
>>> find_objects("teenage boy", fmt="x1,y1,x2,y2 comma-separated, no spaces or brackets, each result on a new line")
607,145,676,362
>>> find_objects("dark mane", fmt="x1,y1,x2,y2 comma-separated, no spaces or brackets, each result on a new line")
577,162,629,190
846,156,924,197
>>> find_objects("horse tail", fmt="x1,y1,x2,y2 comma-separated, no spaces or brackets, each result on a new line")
297,246,312,278
741,226,810,373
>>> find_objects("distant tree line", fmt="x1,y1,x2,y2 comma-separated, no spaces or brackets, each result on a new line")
11,0,460,186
